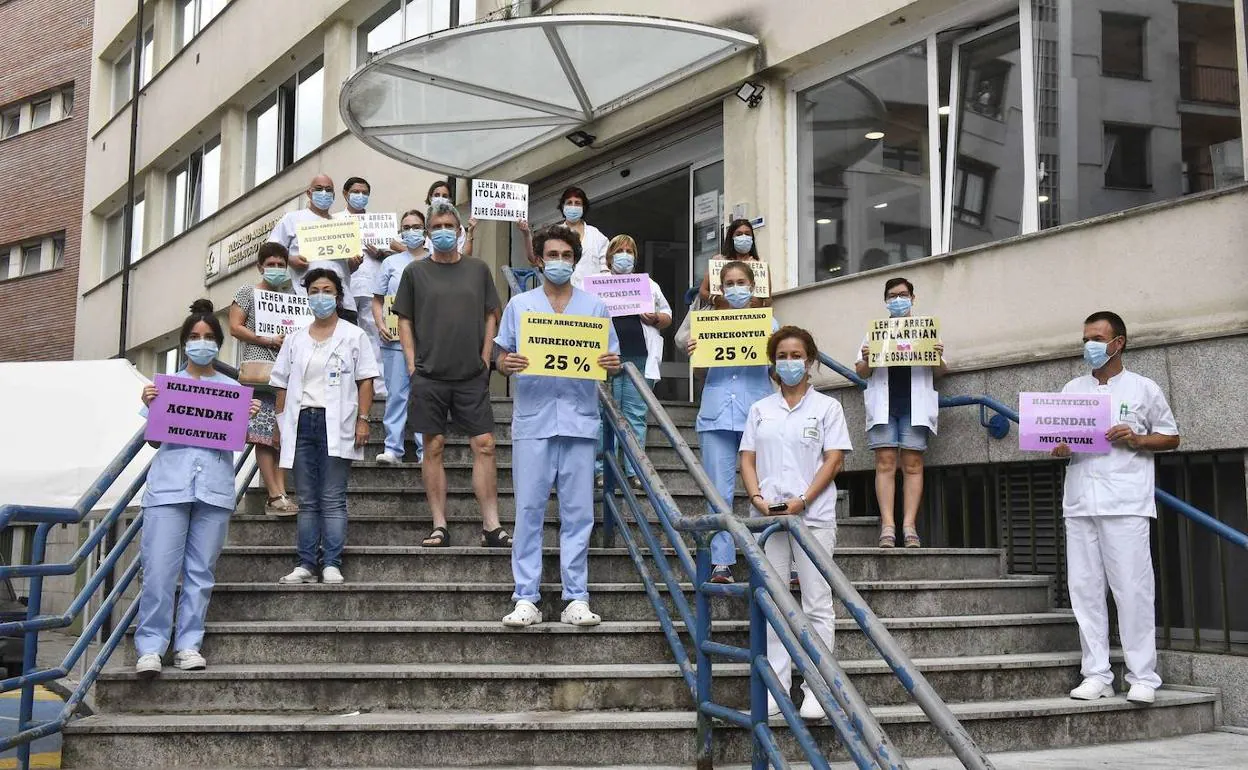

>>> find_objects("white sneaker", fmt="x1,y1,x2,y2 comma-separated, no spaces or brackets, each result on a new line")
173,649,206,671
799,694,825,720
135,653,162,678
375,451,400,466
560,600,601,627
1126,683,1156,704
279,566,316,584
322,566,345,584
502,600,542,628
1069,678,1115,700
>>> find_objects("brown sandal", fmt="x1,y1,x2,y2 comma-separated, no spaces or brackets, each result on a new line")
422,527,449,547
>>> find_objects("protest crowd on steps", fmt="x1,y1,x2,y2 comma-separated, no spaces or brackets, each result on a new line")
135,170,1180,714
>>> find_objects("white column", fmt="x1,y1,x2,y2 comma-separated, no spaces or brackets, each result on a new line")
218,105,246,205
322,19,355,141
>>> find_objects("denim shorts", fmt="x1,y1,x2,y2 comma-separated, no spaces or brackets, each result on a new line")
867,413,930,451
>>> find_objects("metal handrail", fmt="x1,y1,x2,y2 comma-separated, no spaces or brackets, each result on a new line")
816,350,1248,551
0,430,258,769
599,363,993,769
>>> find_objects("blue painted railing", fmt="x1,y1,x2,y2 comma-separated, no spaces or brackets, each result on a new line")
598,363,994,770
0,429,257,769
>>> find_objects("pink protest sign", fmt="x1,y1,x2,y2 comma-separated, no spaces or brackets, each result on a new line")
1018,392,1112,454
144,374,253,451
582,273,653,317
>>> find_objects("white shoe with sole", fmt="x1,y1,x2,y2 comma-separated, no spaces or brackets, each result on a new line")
279,566,316,584
1126,683,1156,704
766,695,782,717
322,566,345,584
799,694,825,720
502,600,542,628
135,653,162,678
375,451,400,466
173,649,206,671
560,600,601,627
1069,678,1114,700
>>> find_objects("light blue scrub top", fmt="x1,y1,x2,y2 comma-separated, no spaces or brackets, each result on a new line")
695,318,779,434
495,286,620,441
373,250,418,350
140,369,239,510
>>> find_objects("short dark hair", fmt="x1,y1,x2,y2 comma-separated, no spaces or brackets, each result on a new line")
533,225,583,263
426,180,453,203
180,299,224,347
303,267,344,298
884,277,915,298
343,176,371,194
558,186,590,217
1084,311,1127,341
721,218,758,259
256,241,289,269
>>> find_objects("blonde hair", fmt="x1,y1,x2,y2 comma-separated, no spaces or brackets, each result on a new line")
606,234,637,259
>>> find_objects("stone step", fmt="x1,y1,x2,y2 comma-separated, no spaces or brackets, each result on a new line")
366,397,702,426
226,512,885,549
94,651,1116,715
360,440,691,466
345,461,736,493
116,613,1080,667
364,418,701,446
213,545,1004,585
60,689,1219,768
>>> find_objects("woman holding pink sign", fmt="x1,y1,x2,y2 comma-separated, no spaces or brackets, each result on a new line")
135,300,261,678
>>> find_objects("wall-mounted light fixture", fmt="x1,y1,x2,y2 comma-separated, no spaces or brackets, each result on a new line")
735,81,765,109
566,130,596,148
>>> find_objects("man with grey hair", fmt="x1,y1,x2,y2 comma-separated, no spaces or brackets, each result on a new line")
393,201,508,549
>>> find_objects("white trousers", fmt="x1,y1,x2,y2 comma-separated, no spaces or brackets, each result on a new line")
354,296,387,397
760,522,837,698
1065,515,1161,689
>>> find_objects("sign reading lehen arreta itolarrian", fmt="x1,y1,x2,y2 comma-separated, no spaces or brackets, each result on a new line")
254,290,313,337
689,308,773,368
1018,392,1112,454
518,312,609,381
144,375,253,451
866,316,941,367
470,179,529,222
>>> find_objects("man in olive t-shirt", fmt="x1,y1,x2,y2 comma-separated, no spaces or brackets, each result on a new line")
393,202,508,549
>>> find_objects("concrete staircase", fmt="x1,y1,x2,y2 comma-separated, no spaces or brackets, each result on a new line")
62,398,1220,767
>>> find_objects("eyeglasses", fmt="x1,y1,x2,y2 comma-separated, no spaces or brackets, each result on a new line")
885,292,912,300
400,224,424,232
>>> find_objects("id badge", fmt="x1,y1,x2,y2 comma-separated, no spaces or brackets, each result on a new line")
802,418,820,441
328,358,342,388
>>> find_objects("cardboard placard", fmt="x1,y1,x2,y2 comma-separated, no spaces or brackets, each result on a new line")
383,294,399,339
708,258,770,297
866,317,941,367
351,213,399,250
581,274,653,317
518,312,608,381
254,290,313,337
689,308,773,368
296,218,362,262
144,375,253,451
1019,392,1113,454
470,179,529,222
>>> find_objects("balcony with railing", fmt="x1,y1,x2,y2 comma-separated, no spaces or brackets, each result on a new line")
1181,64,1240,106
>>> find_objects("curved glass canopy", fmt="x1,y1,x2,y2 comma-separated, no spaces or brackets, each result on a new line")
340,14,758,176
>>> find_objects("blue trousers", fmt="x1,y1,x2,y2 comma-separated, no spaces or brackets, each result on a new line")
701,429,743,566
294,408,351,571
511,436,596,603
596,356,652,478
380,346,422,460
135,501,232,656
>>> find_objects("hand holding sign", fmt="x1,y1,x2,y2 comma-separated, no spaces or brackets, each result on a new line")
144,375,254,451
471,179,529,222
1019,393,1112,454
866,317,941,367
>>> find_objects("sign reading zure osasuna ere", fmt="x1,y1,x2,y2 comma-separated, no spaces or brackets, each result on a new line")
204,197,301,285
470,179,529,222
1018,392,1112,454
866,317,941,367
144,375,253,451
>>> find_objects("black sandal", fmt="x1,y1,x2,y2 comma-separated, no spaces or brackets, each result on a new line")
481,527,512,548
422,527,449,547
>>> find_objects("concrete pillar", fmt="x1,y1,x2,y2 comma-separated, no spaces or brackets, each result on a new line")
322,19,355,141
141,169,163,248
218,105,246,206
151,0,177,71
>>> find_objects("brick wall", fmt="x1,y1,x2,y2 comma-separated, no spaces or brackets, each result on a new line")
0,0,94,361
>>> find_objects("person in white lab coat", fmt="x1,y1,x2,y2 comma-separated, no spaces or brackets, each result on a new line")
558,186,610,287
1054,311,1179,706
270,268,380,585
336,175,388,396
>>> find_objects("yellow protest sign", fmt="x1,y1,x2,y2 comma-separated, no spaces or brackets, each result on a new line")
296,217,362,262
708,258,770,297
519,312,609,381
383,294,399,339
867,316,941,367
690,308,773,368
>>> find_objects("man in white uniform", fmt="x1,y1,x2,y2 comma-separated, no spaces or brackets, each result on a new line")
335,176,388,396
268,174,358,323
1054,311,1180,705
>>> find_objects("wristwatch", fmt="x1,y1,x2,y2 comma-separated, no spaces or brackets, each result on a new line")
799,494,808,509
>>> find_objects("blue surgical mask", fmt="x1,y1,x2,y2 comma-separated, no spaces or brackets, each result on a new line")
886,297,912,317
732,234,754,255
430,228,458,252
348,192,369,210
311,190,334,211
430,195,452,208
1083,338,1120,370
543,260,574,285
184,340,219,366
724,285,753,309
611,253,635,274
262,267,289,287
401,230,425,250
307,293,338,319
775,360,808,387
562,205,583,223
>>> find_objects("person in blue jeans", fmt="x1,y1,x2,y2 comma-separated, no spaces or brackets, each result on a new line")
372,209,428,466
854,277,946,548
135,299,261,677
686,261,776,584
271,269,379,584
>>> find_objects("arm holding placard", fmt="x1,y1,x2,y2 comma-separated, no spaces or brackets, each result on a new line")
494,301,528,376
933,342,948,378
229,300,282,351
372,296,393,343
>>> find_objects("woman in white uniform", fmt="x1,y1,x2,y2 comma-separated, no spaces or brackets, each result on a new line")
557,186,610,288
740,325,853,719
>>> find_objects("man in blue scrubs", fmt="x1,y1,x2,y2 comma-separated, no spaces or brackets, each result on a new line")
495,226,621,627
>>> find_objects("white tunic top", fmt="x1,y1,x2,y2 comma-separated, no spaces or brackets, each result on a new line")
268,208,357,312
1061,369,1178,519
740,388,854,525
855,332,940,433
568,222,610,288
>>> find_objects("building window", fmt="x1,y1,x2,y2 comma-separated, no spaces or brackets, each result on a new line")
141,27,155,86
62,86,74,117
1,109,18,139
111,50,133,113
360,0,457,59
1103,124,1150,189
1102,14,1146,80
0,251,8,280
0,233,68,281
52,235,65,268
102,198,144,278
0,85,75,140
176,0,228,50
30,98,52,129
159,347,181,374
247,59,323,188
953,160,994,226
20,244,41,275
168,137,222,237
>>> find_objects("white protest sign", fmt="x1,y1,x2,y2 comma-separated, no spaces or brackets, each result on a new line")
254,290,313,337
471,179,529,222
351,213,399,250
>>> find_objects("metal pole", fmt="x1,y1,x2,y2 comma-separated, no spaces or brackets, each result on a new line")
748,567,767,770
16,526,50,770
117,0,145,360
694,541,713,770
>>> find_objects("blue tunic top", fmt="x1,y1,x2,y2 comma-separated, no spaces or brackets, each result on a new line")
141,369,239,511
695,318,779,433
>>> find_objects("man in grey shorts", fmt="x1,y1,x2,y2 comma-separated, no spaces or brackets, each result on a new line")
393,202,510,549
